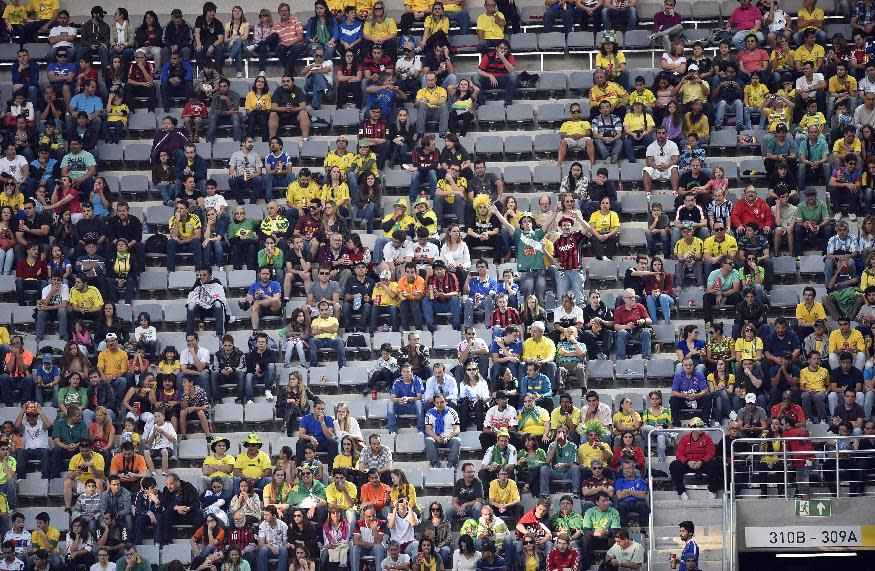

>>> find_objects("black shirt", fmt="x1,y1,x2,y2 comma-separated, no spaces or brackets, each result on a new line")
422,52,451,83
623,268,646,297
106,214,143,245
439,146,470,167
21,212,51,246
194,15,223,47
74,215,106,245
718,78,743,102
830,366,863,392
344,275,375,299
272,86,306,109
453,477,483,504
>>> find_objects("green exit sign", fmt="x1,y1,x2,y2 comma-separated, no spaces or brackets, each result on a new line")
795,500,831,517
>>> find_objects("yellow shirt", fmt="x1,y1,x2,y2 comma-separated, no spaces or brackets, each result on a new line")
98,347,129,379
202,453,236,478
794,43,825,63
706,372,735,391
423,14,449,35
588,210,619,234
577,441,612,468
68,452,106,484
380,211,415,238
589,81,627,110
352,152,379,178
798,112,827,132
522,336,556,362
68,285,103,311
628,88,656,107
356,0,375,14
703,235,738,259
406,0,432,11
158,360,179,374
324,150,356,173
674,237,704,258
389,483,417,506
828,329,865,354
517,406,549,436
286,180,321,209
416,86,448,108
0,192,25,212
560,120,592,137
25,0,58,18
311,315,339,340
800,366,830,392
2,4,28,24
744,83,769,107
364,17,397,38
595,51,627,76
623,112,654,133
476,11,505,40
371,282,401,307
489,478,520,505
734,337,764,360
325,480,358,510
766,107,792,132
677,81,708,105
168,214,201,240
828,75,858,96
30,526,60,554
244,91,272,112
321,182,350,206
234,450,272,479
797,7,824,30
833,138,862,156
436,175,466,204
795,301,826,326
550,406,582,431
0,327,9,346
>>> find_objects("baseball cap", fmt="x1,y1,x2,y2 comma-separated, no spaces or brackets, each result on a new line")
804,187,817,195
745,393,757,404
105,333,118,341
776,123,788,131
687,63,699,71
433,260,447,269
380,270,392,279
42,353,53,364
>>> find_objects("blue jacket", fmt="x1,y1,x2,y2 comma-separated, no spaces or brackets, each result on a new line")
520,373,552,398
11,60,40,89
305,15,339,44
160,60,194,82
174,153,207,182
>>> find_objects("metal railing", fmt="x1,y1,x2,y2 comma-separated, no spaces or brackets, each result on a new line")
728,435,875,570
646,427,728,571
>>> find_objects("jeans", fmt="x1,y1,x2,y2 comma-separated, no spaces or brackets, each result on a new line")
202,239,225,267
159,79,194,109
254,33,305,73
15,447,49,479
207,111,243,142
308,337,346,366
350,544,385,571
616,499,650,526
186,301,225,336
594,138,622,161
640,424,671,463
615,328,652,360
416,104,449,135
387,400,424,433
434,195,466,226
155,182,174,205
544,6,579,32
409,169,438,200
166,239,203,271
283,340,307,365
36,308,68,341
472,73,517,105
463,295,494,328
732,30,764,50
422,297,462,329
196,44,226,74
243,363,276,402
0,375,34,407
520,268,550,300
257,546,289,571
669,394,713,426
645,293,673,325
445,9,471,32
0,249,14,275
425,435,461,467
539,464,580,494
371,305,400,331
792,30,827,45
356,202,380,233
801,391,828,422
712,389,742,422
555,270,585,304
602,6,637,29
622,134,653,163
743,106,764,130
228,38,246,73
306,73,330,110
33,381,59,407
716,99,744,128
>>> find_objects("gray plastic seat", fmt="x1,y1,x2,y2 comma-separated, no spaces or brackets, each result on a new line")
332,108,360,131
509,33,538,52
537,103,567,127
645,359,678,381
536,72,567,98
474,135,505,160
162,303,188,324
161,543,192,565
619,227,647,248
653,324,676,345
620,162,644,183
588,259,619,283
339,367,369,388
211,141,238,164
168,270,197,291
569,71,595,96
123,143,152,165
588,360,615,382
502,165,531,188
228,269,256,291
244,402,275,424
127,111,157,136
139,272,168,295
616,359,646,380
534,133,562,159
771,256,798,279
506,103,534,127
623,30,652,48
741,158,767,180
96,143,124,166
395,433,426,455
770,287,800,309
799,255,825,276
691,0,721,18
620,193,650,216
503,135,533,159
213,403,245,428
533,164,561,189
537,32,566,52
709,129,738,153
450,33,479,53
119,174,150,197
476,104,506,129
383,169,412,190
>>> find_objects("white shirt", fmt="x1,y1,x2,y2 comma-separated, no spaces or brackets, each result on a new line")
89,563,117,571
3,530,30,557
395,55,422,79
859,76,875,93
456,337,488,362
22,419,49,450
311,59,334,85
0,155,28,183
388,510,418,543
553,305,584,326
481,443,518,466
484,404,518,430
660,53,686,69
410,241,439,270
146,421,176,450
424,406,460,438
768,8,788,32
459,378,490,402
134,326,157,342
645,139,679,167
180,346,210,368
0,557,24,571
48,25,77,48
258,519,288,548
383,239,412,265
423,375,459,404
40,283,69,306
382,553,411,571
440,241,471,270
796,73,825,92
203,193,228,214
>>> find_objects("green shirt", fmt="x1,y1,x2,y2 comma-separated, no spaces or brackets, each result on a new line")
795,200,829,224
257,247,285,271
582,506,621,531
513,228,547,271
547,440,578,467
706,268,740,293
115,556,151,571
517,448,547,471
51,418,89,446
58,386,87,408
798,137,829,162
550,510,586,534
0,457,16,485
226,217,259,241
286,480,327,506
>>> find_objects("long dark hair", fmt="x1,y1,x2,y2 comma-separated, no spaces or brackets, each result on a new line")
140,10,161,29
565,161,584,190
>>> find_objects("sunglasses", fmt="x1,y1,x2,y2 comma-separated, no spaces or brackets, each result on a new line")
466,368,478,371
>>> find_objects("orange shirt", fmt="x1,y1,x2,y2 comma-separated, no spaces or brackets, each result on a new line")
109,453,148,484
397,275,426,301
359,482,390,511
192,526,225,549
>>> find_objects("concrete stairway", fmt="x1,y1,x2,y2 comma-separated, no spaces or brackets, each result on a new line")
648,490,727,571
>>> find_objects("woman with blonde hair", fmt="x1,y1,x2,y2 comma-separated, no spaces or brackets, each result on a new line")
333,402,362,452
276,371,313,435
89,406,116,466
225,6,250,78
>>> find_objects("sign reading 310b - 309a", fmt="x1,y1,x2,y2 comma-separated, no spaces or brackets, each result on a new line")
744,526,875,549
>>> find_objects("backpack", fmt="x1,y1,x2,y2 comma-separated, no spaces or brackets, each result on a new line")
144,234,167,254
708,29,733,47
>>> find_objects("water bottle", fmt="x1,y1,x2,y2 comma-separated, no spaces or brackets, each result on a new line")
142,223,149,234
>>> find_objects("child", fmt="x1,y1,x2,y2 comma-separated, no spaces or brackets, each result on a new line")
71,320,93,355
155,375,182,431
72,478,102,533
120,417,142,454
629,75,656,116
743,73,769,130
132,476,162,545
5,91,34,128
181,96,209,143
333,435,359,480
143,407,176,476
646,202,671,259
831,101,854,141
797,99,827,145
39,122,66,159
199,477,231,516
33,353,61,406
128,345,151,388
157,346,181,378
496,268,520,309
0,422,21,455
279,308,310,366
299,443,326,483
103,87,129,144
195,62,218,105
367,342,398,394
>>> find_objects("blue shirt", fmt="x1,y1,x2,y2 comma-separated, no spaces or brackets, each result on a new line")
766,136,797,157
299,411,335,445
34,364,60,383
69,93,104,115
476,555,508,571
390,377,423,399
613,476,648,504
489,339,523,358
264,151,294,173
764,331,801,358
682,538,700,563
338,20,364,44
521,373,552,397
364,88,399,116
675,339,706,366
30,157,57,183
47,62,76,82
468,276,497,298
671,371,708,394
160,60,194,82
247,280,281,299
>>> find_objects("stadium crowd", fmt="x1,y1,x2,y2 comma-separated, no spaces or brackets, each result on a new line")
0,0,875,569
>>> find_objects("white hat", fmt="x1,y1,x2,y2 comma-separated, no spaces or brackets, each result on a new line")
745,393,757,404
687,63,699,71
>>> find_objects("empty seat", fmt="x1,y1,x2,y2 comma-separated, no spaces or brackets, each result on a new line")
119,174,150,197
475,135,505,159
502,166,531,188
476,104,506,129
506,103,534,127
509,33,538,52
537,32,566,52
503,135,533,158
537,103,567,127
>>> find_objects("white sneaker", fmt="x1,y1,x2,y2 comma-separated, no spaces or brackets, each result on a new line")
708,491,718,500
680,492,689,501
236,72,242,78
246,399,254,405
729,410,738,421
265,389,274,401
834,212,842,221
258,71,266,77
850,212,857,221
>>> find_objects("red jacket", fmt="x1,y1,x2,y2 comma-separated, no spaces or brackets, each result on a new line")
770,402,804,426
730,198,775,230
547,546,579,571
782,426,815,468
675,432,716,463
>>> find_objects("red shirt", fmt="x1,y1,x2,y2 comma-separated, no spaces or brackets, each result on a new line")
738,48,769,72
479,50,516,77
516,509,550,539
782,426,815,467
15,258,48,281
359,119,388,141
490,307,522,328
547,547,579,571
182,101,209,117
770,402,805,426
361,55,394,76
613,303,650,327
730,198,775,230
675,432,716,463
554,231,584,270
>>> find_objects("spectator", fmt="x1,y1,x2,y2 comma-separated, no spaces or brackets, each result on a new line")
669,417,722,500
387,363,424,434
350,506,387,571
613,288,653,360
228,136,267,206
670,358,712,425
63,438,105,513
10,49,40,104
244,333,277,405
613,459,650,526
476,0,506,53
473,40,517,105
206,78,243,143
13,403,50,480
268,74,312,141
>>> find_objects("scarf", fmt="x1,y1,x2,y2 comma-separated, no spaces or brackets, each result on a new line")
489,444,511,465
187,282,230,315
519,406,541,429
426,408,446,436
518,231,543,253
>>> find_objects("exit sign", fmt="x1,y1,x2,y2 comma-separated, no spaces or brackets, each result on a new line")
795,499,831,517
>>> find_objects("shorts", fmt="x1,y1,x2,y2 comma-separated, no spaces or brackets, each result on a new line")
274,110,307,126
564,137,592,149
150,447,175,460
644,165,678,181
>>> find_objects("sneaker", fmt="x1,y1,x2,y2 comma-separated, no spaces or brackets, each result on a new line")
597,353,608,360
850,212,857,221
236,71,243,78
680,492,689,501
246,399,254,405
729,410,738,421
258,71,266,77
265,390,274,401
708,491,718,500
834,212,842,221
